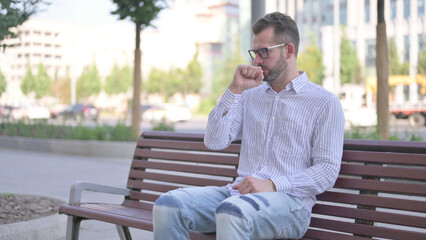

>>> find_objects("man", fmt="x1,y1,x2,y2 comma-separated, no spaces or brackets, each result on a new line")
153,12,345,240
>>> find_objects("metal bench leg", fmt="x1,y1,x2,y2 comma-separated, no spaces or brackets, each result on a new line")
116,225,132,240
66,216,82,240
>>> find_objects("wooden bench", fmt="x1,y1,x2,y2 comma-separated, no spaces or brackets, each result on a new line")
59,131,426,240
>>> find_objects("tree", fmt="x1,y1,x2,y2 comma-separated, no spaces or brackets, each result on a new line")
21,62,35,95
376,0,389,140
104,63,132,95
76,64,101,101
417,40,425,75
0,0,47,50
388,40,409,75
297,33,325,85
33,63,51,98
0,68,6,96
145,67,182,102
181,52,203,94
340,28,359,85
111,0,166,135
51,76,71,104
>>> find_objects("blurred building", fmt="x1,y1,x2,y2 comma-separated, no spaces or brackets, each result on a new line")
0,0,241,107
0,18,135,106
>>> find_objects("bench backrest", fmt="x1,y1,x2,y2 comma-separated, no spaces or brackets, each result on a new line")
125,131,426,240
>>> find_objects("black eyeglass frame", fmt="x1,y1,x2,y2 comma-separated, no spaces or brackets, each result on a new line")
248,43,289,60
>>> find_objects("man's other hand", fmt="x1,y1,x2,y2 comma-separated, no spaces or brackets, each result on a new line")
229,65,264,94
232,176,276,194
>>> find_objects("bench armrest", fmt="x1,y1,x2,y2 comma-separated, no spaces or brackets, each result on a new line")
69,180,131,204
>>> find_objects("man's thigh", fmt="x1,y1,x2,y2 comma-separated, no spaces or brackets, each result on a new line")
156,186,230,232
217,192,310,239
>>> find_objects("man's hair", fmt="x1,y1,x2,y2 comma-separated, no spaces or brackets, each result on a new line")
252,12,300,57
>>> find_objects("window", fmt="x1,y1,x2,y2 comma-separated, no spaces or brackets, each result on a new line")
45,44,51,48
404,35,410,62
45,32,51,36
321,0,334,25
33,53,41,57
55,55,62,59
25,31,30,36
419,0,425,17
404,0,410,19
33,31,41,35
365,39,376,66
25,42,30,46
365,0,370,23
34,42,41,46
17,54,21,58
45,54,51,58
340,0,347,25
55,44,61,48
419,34,424,50
391,0,397,20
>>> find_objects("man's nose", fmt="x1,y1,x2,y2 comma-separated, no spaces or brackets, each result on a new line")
253,54,263,65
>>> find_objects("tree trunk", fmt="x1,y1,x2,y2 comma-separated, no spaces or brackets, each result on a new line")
376,0,389,140
131,23,142,137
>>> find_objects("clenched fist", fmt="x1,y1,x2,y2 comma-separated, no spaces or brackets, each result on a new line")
229,65,264,94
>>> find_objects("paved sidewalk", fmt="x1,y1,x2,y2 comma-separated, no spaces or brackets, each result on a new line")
0,148,153,240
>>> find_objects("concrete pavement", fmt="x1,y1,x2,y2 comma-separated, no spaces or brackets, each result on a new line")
0,148,153,240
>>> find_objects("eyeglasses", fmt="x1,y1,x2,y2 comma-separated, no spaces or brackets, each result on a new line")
248,43,289,60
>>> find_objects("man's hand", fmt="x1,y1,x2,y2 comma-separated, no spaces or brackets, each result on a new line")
229,65,264,94
232,176,276,194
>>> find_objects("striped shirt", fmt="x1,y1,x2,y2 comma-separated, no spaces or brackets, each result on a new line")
204,71,345,212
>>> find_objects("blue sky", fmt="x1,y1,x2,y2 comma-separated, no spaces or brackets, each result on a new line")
33,0,136,27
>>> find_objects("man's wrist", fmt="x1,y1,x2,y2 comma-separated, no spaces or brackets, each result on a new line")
269,179,277,192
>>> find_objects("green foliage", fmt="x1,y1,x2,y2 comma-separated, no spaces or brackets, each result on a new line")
181,52,203,94
418,40,426,75
51,76,71,104
145,67,182,102
344,127,424,141
104,64,132,95
34,63,52,98
297,33,324,85
0,0,47,50
0,120,137,141
0,68,6,96
340,28,359,85
76,64,101,101
389,40,409,75
20,62,35,95
151,119,175,132
111,0,166,27
196,97,216,116
212,50,247,100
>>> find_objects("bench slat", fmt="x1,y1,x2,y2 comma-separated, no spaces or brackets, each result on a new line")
339,163,426,181
122,199,153,211
131,160,237,178
342,150,426,166
127,180,178,193
313,203,426,228
310,217,426,240
134,148,239,165
137,139,241,154
334,177,426,196
128,170,232,187
303,228,370,240
130,191,160,202
317,191,426,213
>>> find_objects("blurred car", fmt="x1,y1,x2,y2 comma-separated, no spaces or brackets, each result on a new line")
344,107,377,129
142,105,191,123
0,105,13,119
56,104,99,122
26,105,50,119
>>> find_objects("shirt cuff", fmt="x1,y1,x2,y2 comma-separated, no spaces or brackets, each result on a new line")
218,88,241,109
270,176,292,193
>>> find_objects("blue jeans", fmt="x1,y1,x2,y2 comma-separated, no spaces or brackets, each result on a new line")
153,186,310,240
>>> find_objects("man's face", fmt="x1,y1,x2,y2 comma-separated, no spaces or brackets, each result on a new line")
252,27,288,83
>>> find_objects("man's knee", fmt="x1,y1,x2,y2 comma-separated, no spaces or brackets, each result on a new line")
155,192,183,208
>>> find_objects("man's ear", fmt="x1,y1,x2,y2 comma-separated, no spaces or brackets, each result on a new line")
286,43,295,59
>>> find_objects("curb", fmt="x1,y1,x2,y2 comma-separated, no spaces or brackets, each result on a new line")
0,136,136,158
0,213,67,240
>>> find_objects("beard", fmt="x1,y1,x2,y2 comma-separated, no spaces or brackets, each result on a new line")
260,54,288,83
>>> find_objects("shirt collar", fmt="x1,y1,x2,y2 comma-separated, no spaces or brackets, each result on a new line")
264,71,309,94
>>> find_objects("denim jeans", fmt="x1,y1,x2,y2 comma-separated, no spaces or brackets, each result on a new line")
153,186,310,240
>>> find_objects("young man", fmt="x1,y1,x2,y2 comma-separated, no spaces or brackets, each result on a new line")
153,12,345,240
